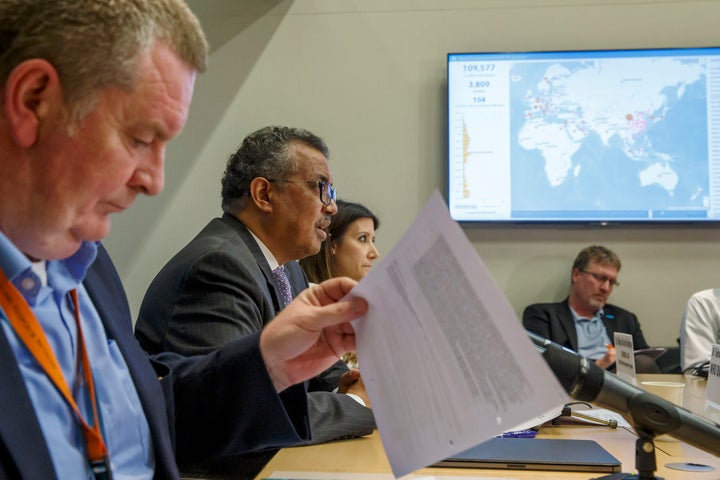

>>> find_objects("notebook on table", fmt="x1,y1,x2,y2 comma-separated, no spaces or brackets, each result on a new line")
432,437,622,473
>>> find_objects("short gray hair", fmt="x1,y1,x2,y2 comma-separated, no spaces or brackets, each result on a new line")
0,0,208,122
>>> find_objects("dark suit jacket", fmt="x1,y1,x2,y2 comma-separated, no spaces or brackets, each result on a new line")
0,244,309,479
135,214,375,448
522,298,649,353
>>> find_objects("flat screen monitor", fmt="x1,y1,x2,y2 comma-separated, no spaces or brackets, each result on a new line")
447,47,720,224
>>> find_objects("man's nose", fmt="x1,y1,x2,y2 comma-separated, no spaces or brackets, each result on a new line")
324,198,338,215
131,150,165,196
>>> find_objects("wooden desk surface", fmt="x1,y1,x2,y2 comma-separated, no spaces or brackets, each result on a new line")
257,374,720,479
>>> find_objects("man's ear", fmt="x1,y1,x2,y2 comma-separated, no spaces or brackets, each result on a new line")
3,59,63,147
570,268,580,284
249,177,273,213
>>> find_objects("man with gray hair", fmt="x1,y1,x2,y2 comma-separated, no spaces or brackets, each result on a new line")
135,126,376,475
0,2,367,478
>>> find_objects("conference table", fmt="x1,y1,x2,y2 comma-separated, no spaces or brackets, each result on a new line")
256,374,720,480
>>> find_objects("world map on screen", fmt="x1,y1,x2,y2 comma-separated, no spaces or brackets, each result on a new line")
511,57,708,217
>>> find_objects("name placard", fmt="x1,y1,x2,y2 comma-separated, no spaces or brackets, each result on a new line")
707,344,720,408
614,332,635,382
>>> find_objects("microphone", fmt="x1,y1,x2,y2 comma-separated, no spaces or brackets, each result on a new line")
527,331,720,456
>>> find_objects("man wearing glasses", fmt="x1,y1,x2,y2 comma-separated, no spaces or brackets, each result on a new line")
135,126,374,478
523,245,650,370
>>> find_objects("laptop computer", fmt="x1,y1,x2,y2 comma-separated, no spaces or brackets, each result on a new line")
433,437,622,473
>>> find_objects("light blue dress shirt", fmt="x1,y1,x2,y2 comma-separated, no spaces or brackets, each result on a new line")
0,233,154,479
571,306,611,360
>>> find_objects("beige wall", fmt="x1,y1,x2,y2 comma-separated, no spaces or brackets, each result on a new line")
105,0,720,347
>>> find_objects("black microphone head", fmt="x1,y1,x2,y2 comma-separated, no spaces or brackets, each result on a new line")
535,333,720,456
542,343,604,402
629,392,683,437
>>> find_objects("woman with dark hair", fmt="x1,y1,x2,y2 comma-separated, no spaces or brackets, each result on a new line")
301,199,380,284
301,200,380,369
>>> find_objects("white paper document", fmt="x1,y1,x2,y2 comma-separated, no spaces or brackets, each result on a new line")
350,192,569,478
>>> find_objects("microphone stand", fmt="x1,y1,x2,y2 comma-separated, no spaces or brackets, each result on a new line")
592,434,660,480
527,332,701,480
592,389,683,480
554,402,660,479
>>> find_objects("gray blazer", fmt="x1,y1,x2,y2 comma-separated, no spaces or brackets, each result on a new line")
135,214,375,452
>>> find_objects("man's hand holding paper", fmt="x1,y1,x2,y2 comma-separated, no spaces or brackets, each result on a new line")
348,192,568,477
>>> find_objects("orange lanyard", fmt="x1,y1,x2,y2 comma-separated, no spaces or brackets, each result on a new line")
0,267,109,472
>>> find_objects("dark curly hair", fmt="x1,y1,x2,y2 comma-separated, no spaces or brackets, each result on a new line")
221,126,329,213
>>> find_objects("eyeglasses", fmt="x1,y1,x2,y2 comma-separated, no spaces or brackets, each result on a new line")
268,179,337,206
579,269,620,288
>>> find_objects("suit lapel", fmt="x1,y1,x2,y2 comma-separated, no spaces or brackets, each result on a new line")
0,323,56,478
218,214,310,310
560,299,580,351
83,244,178,479
220,213,283,313
285,261,309,297
601,307,615,340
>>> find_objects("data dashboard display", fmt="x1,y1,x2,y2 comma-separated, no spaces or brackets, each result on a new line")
447,47,720,223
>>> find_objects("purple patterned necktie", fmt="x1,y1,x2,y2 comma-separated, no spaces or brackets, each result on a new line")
272,266,293,307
